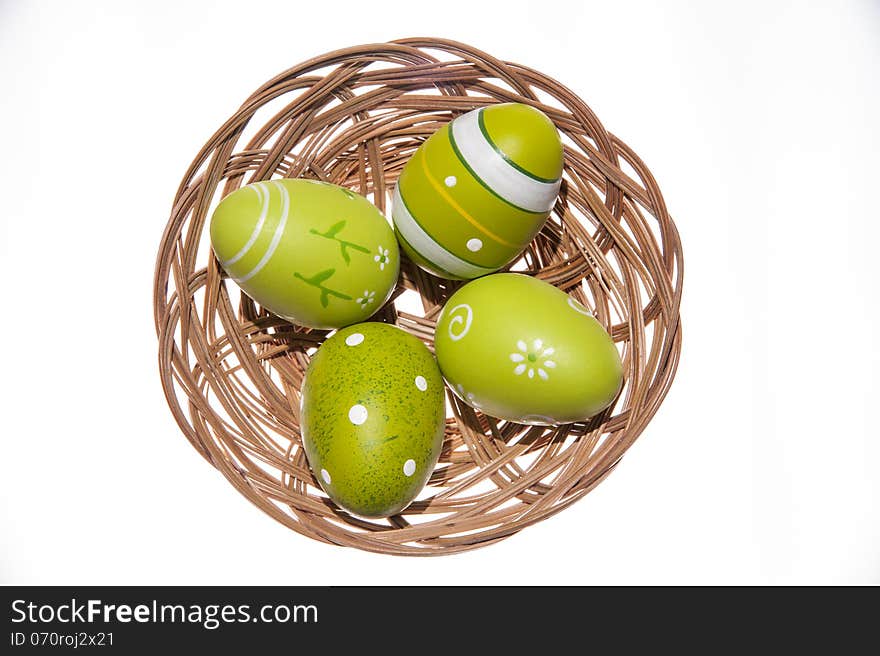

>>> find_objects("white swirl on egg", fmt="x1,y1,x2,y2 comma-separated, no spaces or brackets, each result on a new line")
446,304,473,342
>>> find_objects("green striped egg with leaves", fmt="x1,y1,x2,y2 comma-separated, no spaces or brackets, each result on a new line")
392,102,563,280
210,179,399,329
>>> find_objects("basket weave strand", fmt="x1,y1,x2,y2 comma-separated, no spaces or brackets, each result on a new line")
153,38,683,555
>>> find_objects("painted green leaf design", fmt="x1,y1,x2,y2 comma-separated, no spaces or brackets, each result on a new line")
309,268,335,284
324,221,346,238
308,220,369,267
293,268,353,309
346,241,370,254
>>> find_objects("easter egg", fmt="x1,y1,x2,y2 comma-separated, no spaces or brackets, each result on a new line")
301,322,445,517
210,179,399,329
434,273,623,425
391,102,563,280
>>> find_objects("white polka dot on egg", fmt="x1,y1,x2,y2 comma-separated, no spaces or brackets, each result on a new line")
403,459,416,477
444,175,457,187
345,332,364,346
321,468,331,484
466,238,482,252
348,404,368,425
415,375,427,391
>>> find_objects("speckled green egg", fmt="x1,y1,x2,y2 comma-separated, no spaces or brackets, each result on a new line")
210,179,399,329
301,322,445,518
391,102,563,279
435,273,623,426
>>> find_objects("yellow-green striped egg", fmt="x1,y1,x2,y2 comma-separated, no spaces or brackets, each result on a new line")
392,103,563,280
210,179,399,329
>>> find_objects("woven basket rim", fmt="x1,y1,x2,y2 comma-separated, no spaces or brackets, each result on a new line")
153,37,683,556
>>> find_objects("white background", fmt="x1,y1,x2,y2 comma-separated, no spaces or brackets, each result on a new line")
1,0,878,585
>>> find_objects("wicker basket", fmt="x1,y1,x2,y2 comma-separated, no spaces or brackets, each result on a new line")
153,38,683,555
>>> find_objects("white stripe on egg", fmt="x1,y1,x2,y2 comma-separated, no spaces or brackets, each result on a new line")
392,185,495,279
221,181,270,268
235,180,290,283
450,110,561,213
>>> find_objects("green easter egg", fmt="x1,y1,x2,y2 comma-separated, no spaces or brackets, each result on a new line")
392,103,563,280
434,273,623,425
301,323,445,518
210,179,399,329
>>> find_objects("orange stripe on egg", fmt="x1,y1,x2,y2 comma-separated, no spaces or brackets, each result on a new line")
416,141,517,249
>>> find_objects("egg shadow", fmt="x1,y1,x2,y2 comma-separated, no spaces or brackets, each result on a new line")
396,249,465,319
